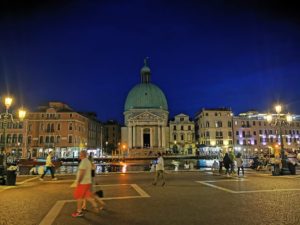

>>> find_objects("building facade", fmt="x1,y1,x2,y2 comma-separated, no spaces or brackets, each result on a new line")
0,118,26,161
233,111,300,156
121,59,169,156
169,113,195,154
26,102,102,159
195,108,233,155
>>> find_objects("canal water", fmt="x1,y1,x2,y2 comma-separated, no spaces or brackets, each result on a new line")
19,158,252,175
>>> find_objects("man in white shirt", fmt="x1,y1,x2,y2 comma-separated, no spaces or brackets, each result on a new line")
40,151,57,181
152,152,165,186
72,150,100,217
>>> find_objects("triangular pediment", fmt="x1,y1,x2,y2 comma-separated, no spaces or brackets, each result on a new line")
128,111,164,122
130,111,162,122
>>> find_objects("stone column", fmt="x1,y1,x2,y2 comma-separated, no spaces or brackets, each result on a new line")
150,127,153,148
133,125,136,148
162,126,166,148
141,127,144,148
158,125,161,148
128,126,132,149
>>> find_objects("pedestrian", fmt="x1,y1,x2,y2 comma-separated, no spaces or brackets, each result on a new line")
39,151,57,181
72,150,102,218
223,153,232,177
81,155,105,212
218,152,224,174
29,165,37,175
184,161,190,170
229,151,236,174
236,153,244,177
211,160,219,175
152,152,165,186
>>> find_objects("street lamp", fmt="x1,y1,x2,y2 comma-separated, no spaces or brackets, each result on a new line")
0,96,26,167
266,104,292,175
105,141,108,155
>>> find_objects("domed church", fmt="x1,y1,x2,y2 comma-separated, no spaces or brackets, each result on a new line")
121,58,169,155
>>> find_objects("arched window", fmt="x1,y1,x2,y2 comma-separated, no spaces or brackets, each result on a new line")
12,134,17,143
47,124,51,132
51,124,54,132
39,136,44,144
68,135,73,143
7,134,12,143
45,136,49,143
57,124,61,131
69,123,73,130
50,136,55,143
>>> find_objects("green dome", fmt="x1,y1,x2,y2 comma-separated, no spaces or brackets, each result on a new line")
125,83,168,111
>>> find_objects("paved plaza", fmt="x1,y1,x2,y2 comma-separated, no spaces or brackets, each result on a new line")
1,170,300,225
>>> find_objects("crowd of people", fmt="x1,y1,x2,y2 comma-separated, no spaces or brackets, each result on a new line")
214,150,300,177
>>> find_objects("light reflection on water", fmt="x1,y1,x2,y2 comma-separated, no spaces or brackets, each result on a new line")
20,158,236,175
56,158,201,174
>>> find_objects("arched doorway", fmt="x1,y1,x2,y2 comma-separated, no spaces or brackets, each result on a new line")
143,128,150,148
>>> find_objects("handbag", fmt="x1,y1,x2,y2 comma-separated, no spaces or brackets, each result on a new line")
95,189,104,198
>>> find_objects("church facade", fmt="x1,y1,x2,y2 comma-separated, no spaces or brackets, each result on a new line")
121,59,169,155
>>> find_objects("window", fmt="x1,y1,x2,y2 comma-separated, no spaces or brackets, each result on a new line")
206,121,209,128
188,125,191,130
181,135,184,141
259,121,261,126
236,131,239,136
180,117,184,121
39,136,44,144
173,125,176,130
216,121,222,128
57,124,61,131
70,113,73,118
18,134,23,143
51,124,54,132
228,131,232,137
181,126,184,131
12,134,17,143
216,131,223,137
206,131,210,137
242,131,245,137
173,135,176,140
228,121,232,127
69,123,73,130
40,124,44,131
253,121,256,126
253,131,257,135
46,136,49,143
205,113,208,116
68,135,73,143
47,124,51,132
50,136,55,143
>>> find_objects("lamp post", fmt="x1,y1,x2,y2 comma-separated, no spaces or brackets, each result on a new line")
105,141,108,156
0,97,26,167
266,104,293,175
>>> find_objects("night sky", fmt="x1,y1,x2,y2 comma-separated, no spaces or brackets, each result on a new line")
1,0,300,123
